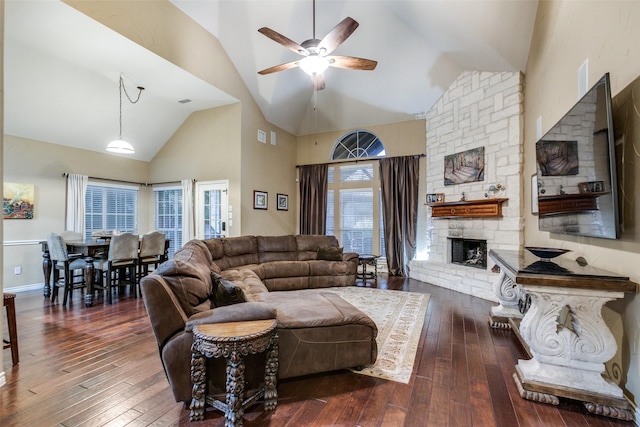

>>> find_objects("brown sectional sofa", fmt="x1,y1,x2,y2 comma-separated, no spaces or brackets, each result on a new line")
140,234,378,403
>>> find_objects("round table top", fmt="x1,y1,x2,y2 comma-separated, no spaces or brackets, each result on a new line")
194,319,277,342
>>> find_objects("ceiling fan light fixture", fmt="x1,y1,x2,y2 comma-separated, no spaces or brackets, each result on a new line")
299,55,329,75
106,138,135,154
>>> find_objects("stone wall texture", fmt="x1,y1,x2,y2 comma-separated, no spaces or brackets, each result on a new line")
410,71,524,301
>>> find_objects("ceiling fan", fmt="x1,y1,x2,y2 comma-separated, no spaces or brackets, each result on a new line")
257,0,377,91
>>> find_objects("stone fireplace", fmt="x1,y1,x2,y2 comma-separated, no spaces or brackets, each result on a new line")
410,71,524,301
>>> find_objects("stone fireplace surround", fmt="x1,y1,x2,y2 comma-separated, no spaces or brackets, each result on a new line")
410,71,524,301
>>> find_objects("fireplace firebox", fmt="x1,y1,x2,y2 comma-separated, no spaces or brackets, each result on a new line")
449,238,487,269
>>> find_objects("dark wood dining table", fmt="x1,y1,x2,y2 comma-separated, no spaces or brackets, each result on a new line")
40,239,110,307
40,237,169,307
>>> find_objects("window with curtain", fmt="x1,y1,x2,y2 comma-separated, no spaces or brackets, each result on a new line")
326,130,386,256
326,163,384,256
154,187,182,258
85,183,138,239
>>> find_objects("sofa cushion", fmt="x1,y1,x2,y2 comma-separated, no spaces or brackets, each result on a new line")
215,236,259,270
257,235,297,263
296,235,339,261
316,246,343,261
253,290,376,330
307,260,353,276
221,268,269,300
154,240,213,316
203,238,224,260
262,261,310,279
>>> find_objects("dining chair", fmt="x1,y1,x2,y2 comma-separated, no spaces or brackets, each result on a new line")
60,230,85,257
137,231,166,284
46,233,87,306
93,232,139,304
60,230,83,242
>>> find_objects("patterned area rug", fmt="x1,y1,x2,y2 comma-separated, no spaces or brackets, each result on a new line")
326,286,430,384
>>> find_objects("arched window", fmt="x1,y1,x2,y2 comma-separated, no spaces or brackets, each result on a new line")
330,130,385,160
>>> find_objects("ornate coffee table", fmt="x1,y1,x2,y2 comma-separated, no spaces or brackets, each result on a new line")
190,319,279,425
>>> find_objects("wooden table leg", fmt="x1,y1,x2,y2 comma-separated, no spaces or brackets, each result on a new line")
84,257,95,307
264,335,279,411
42,250,52,298
3,294,19,365
190,345,206,421
226,350,245,427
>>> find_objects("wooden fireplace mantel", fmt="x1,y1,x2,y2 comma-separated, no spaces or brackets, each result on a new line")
427,198,508,218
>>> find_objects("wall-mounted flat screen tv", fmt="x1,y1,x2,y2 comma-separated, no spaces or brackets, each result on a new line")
535,73,619,239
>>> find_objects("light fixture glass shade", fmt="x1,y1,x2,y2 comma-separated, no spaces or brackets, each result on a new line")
299,56,329,75
106,139,135,154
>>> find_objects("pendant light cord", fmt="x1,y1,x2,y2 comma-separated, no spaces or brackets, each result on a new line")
118,75,144,139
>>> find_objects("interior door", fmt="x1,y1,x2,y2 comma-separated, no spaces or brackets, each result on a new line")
196,180,229,239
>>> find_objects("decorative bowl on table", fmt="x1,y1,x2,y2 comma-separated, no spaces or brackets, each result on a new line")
525,247,571,261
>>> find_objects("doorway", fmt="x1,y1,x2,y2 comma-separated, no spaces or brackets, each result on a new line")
196,180,229,239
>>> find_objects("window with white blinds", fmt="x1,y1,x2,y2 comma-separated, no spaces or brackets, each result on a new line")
340,188,373,254
154,187,182,258
85,183,138,240
326,163,383,256
326,190,334,237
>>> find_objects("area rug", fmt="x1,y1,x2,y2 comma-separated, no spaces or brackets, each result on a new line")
325,286,430,384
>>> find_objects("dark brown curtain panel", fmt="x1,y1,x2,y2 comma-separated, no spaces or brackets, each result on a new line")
380,156,420,276
299,164,328,235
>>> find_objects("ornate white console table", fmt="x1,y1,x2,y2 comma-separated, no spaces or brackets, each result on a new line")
488,249,637,421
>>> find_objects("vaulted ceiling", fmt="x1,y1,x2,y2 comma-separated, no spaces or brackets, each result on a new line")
4,0,538,162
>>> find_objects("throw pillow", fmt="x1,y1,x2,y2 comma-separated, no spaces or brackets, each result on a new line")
316,246,343,261
210,271,247,307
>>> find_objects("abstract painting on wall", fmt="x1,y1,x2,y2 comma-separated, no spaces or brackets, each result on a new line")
536,140,579,176
3,182,35,219
444,146,485,185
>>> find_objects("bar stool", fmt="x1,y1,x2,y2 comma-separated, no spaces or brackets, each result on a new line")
3,293,19,365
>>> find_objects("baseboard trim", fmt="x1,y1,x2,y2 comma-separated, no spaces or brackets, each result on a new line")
4,283,44,293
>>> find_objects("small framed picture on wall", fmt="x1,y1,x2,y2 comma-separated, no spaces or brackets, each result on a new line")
254,190,268,210
277,194,288,211
426,193,437,204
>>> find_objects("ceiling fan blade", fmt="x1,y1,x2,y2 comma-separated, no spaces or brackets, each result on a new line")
328,56,377,71
317,17,359,56
312,73,326,91
258,27,307,55
258,60,300,75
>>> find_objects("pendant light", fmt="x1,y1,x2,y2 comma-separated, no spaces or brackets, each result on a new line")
106,75,144,154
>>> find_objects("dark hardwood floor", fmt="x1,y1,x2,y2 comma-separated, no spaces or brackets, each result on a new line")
1,276,633,426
